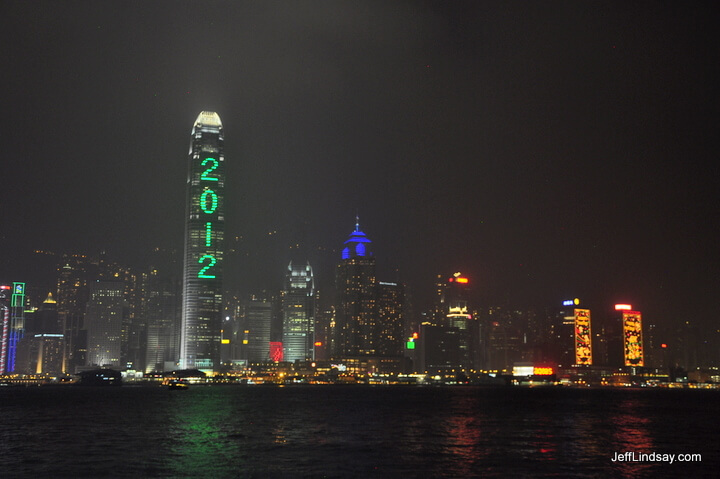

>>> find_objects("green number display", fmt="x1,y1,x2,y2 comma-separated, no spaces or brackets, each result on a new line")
200,158,219,181
198,254,217,278
200,189,218,214
205,222,212,247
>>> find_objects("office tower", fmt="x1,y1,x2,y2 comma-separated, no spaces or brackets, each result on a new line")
14,292,64,375
57,254,97,373
484,306,525,372
85,281,125,368
245,295,273,362
334,219,376,358
180,111,225,371
144,268,180,373
421,273,475,373
546,299,580,367
100,254,144,370
30,293,60,335
375,281,404,358
282,261,316,362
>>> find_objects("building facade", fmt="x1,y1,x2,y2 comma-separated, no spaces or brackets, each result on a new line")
180,111,225,371
85,281,125,368
282,261,316,362
245,295,273,363
334,220,377,358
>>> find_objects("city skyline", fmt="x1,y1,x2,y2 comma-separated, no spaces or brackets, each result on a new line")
1,2,718,340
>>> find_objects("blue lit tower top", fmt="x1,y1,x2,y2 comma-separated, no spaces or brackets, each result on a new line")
342,216,373,259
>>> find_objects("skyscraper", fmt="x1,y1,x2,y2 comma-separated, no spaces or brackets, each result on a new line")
375,281,404,358
85,281,125,368
282,261,316,362
180,112,225,371
334,219,376,358
244,294,273,362
57,254,97,373
144,267,180,373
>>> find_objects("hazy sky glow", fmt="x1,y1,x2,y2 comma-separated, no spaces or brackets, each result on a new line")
1,2,718,330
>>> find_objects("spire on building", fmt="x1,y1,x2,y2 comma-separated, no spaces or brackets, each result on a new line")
342,217,372,259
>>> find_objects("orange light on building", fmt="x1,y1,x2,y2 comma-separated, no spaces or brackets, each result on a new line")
533,367,554,376
661,343,667,348
615,304,632,310
412,332,419,339
623,311,644,367
455,277,469,284
574,309,592,366
314,341,323,347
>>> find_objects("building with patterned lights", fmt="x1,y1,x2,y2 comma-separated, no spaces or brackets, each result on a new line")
180,111,225,371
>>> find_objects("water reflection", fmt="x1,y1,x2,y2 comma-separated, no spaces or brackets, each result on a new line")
167,389,243,476
610,395,655,478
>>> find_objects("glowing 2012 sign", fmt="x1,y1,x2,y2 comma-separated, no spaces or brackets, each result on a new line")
198,157,219,279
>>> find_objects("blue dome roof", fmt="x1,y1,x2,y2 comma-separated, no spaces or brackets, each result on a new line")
341,218,372,259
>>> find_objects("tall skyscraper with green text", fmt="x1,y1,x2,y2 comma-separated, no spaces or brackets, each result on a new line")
180,111,225,371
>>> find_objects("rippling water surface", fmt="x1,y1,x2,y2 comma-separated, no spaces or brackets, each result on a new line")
0,386,717,477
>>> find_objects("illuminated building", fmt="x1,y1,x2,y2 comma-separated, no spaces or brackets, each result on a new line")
421,273,475,373
547,298,581,367
99,254,143,370
574,309,592,365
57,254,98,373
180,111,225,371
445,274,473,369
375,282,404,358
85,281,125,368
1,282,28,373
245,294,273,362
14,292,64,375
144,267,180,373
0,286,11,374
623,311,644,367
30,293,60,335
282,261,316,362
269,341,283,362
334,218,377,358
15,334,65,376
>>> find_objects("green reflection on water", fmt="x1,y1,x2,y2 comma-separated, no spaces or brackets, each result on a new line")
167,388,244,475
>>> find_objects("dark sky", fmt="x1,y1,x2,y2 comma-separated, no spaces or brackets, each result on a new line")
1,2,718,331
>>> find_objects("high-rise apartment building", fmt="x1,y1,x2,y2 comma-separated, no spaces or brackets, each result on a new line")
180,111,225,371
282,261,316,362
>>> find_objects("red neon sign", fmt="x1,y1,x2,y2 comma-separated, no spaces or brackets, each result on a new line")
269,342,283,362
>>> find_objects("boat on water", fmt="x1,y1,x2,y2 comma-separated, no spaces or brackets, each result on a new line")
164,379,189,389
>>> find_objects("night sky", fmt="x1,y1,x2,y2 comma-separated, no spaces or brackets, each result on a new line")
2,2,718,332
